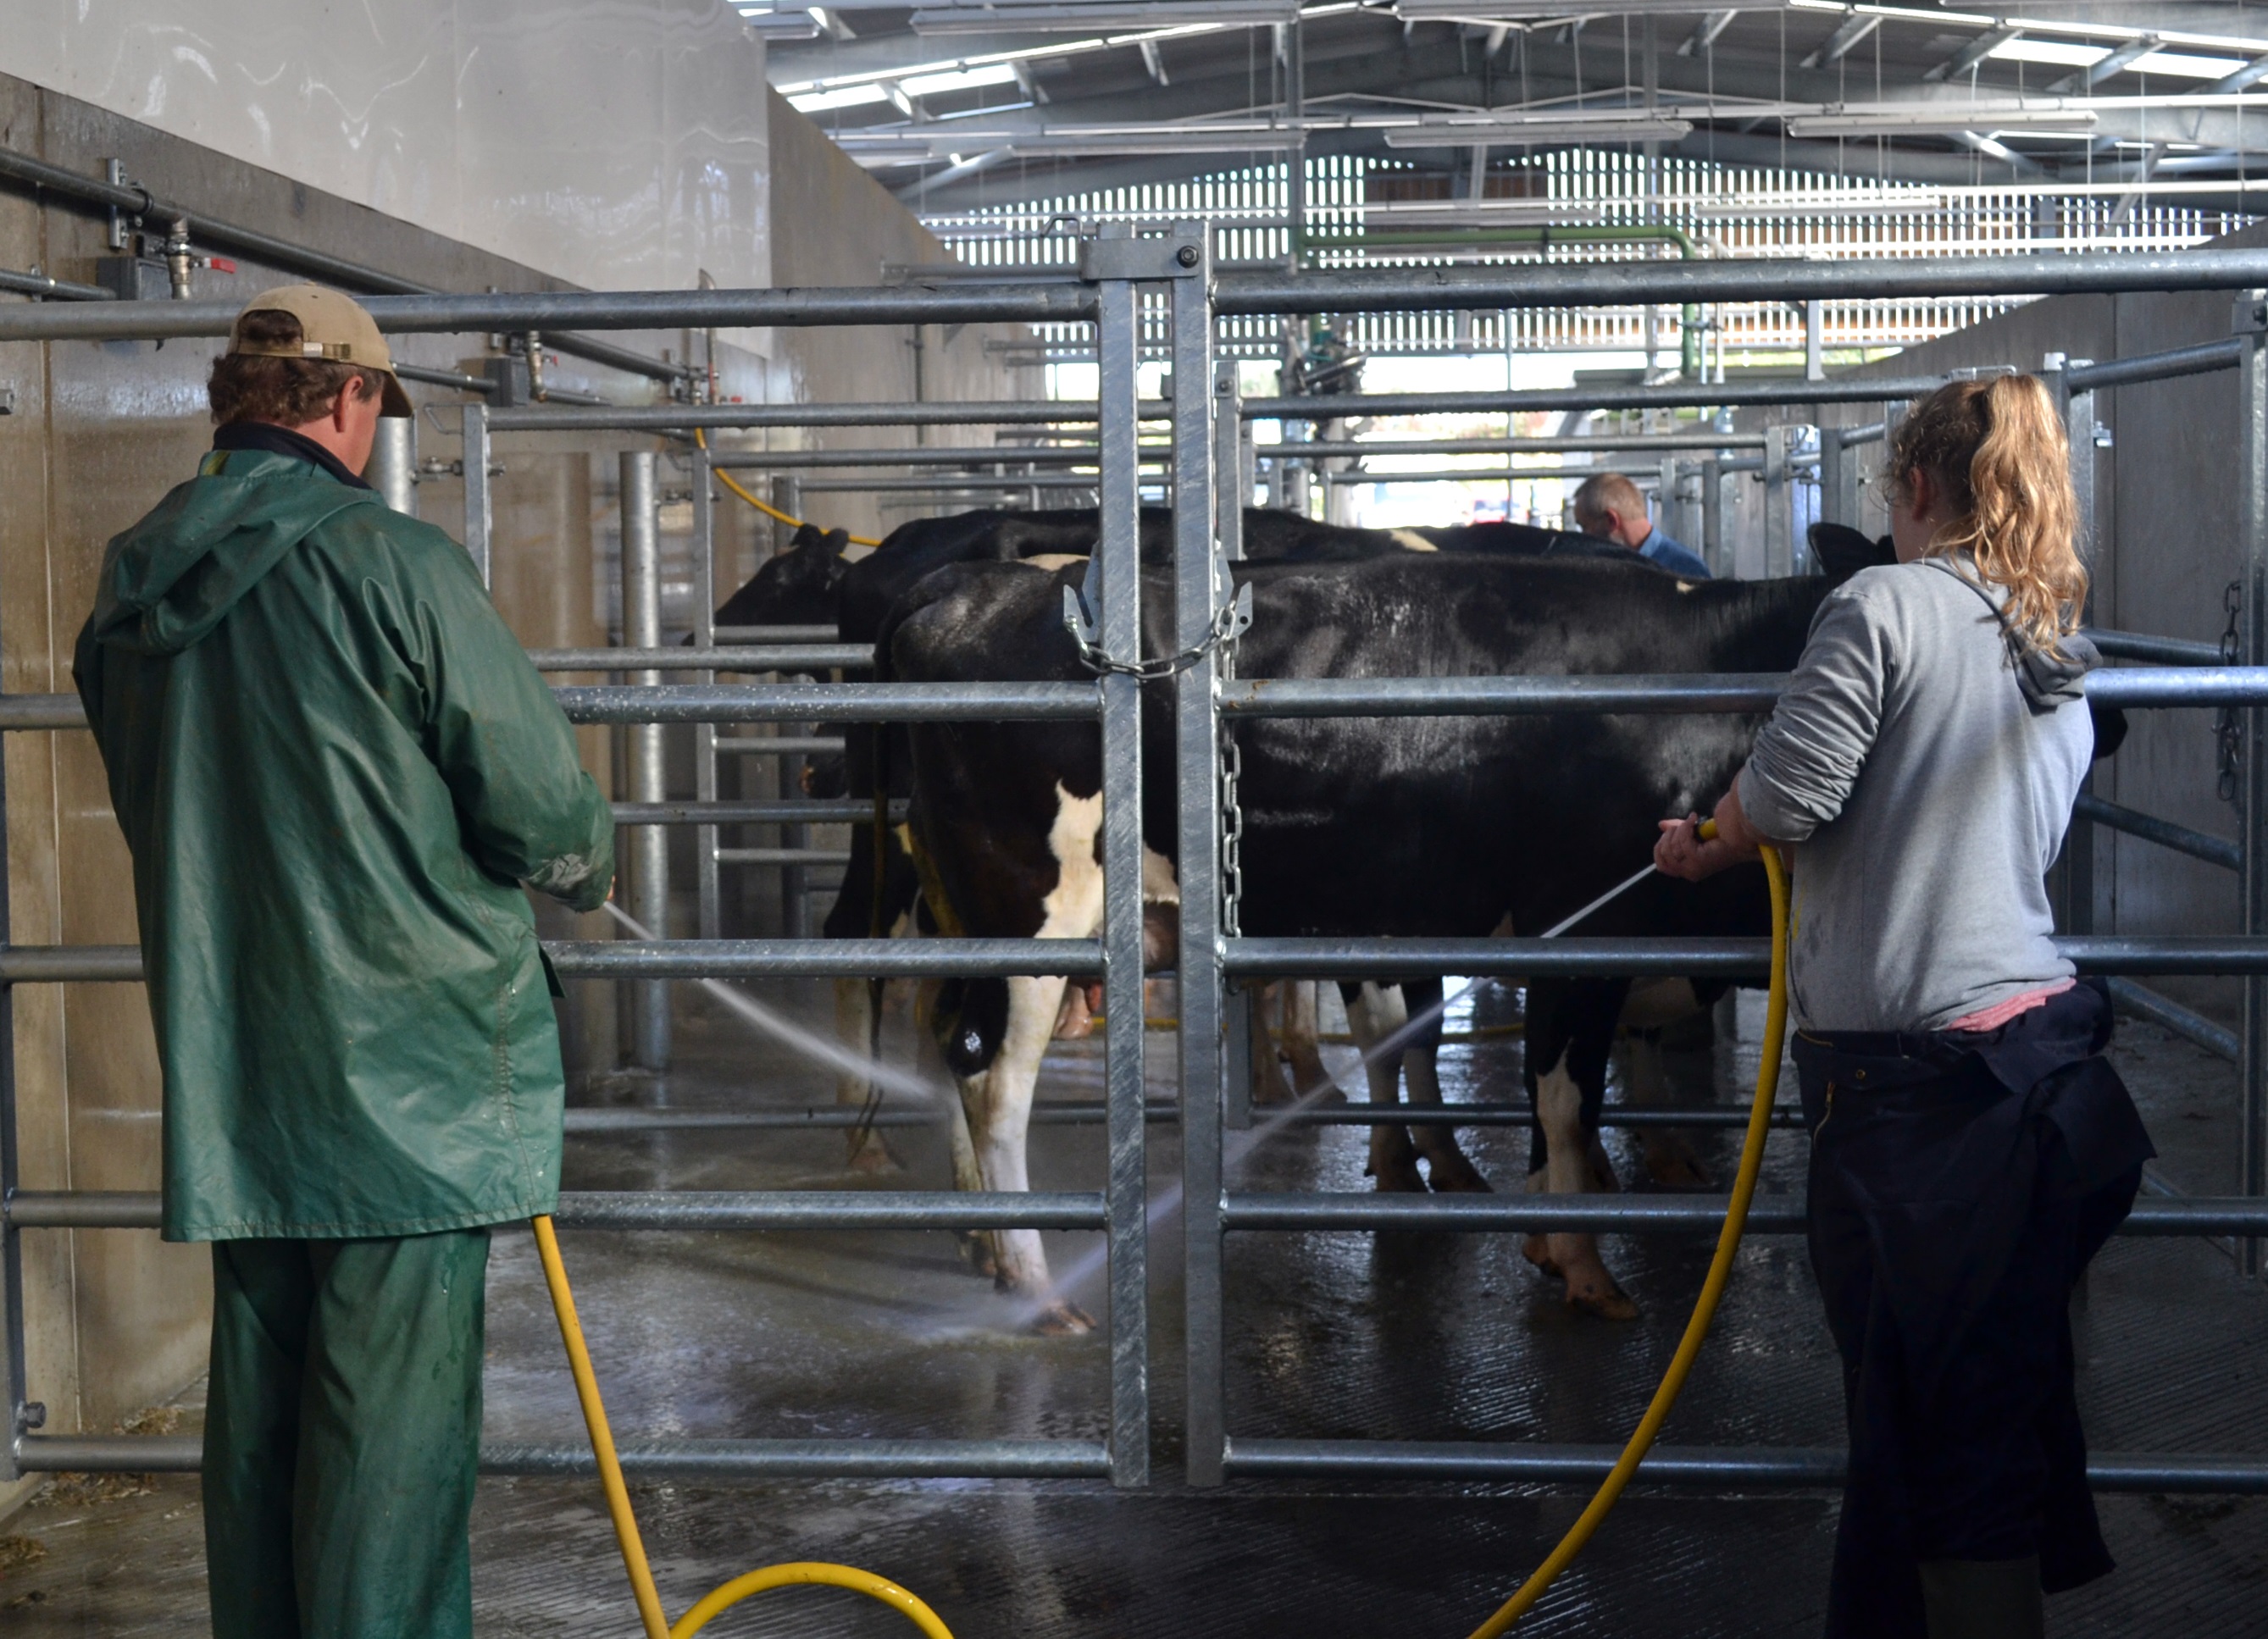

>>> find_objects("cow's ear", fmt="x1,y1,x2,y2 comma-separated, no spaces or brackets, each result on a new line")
821,528,851,557
790,522,827,552
1809,521,1895,583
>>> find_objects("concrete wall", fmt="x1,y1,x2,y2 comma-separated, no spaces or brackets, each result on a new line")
0,75,1028,1519
1751,231,2264,1024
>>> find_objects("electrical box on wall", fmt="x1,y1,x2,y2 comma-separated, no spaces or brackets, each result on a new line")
95,257,172,302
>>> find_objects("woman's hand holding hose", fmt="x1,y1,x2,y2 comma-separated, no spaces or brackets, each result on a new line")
1655,775,1770,881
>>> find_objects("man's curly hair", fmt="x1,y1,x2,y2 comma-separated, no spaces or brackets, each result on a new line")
208,308,388,426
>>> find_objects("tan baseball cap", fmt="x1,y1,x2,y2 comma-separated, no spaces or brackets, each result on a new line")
227,285,413,417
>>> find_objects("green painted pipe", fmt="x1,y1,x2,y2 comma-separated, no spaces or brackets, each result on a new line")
1299,224,1705,379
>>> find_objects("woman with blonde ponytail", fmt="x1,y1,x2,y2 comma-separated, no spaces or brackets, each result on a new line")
1655,374,2154,1639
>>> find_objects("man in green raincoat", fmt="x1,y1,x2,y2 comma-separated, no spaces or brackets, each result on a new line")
74,285,614,1639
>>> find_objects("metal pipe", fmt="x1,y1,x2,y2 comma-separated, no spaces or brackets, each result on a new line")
711,737,846,756
527,646,873,673
711,848,853,866
705,446,1145,469
1259,435,1766,456
607,800,906,826
550,1103,1800,1133
1245,380,1955,419
19,247,2268,352
2084,628,2226,664
2107,977,2241,1061
1221,935,2268,980
462,405,491,586
713,625,841,642
1222,1440,2268,1493
619,453,669,1072
1323,466,1661,486
488,401,1167,432
2074,793,2241,870
552,683,1101,724
11,1433,1112,1481
2243,288,2268,1274
1220,1192,2268,1235
393,363,495,394
0,266,112,301
368,418,417,516
2066,336,2247,391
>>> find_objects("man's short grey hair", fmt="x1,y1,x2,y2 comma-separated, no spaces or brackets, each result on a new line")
1572,472,1647,527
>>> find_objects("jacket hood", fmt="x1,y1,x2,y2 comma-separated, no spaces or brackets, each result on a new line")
86,451,375,656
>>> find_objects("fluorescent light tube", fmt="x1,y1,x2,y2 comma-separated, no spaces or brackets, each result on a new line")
1785,106,2099,136
1384,117,1695,147
912,2,1296,31
1395,0,1790,15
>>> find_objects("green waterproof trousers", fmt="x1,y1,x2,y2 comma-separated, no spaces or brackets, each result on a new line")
203,1229,491,1639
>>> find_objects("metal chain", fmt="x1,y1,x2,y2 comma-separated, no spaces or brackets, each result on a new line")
2219,579,2243,806
1220,728,1245,939
1065,590,1247,681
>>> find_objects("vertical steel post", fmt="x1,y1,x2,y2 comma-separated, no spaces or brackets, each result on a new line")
462,404,492,586
1176,230,1228,1489
0,582,25,1483
620,451,670,1071
1804,298,1825,382
693,446,722,942
773,473,809,935
2238,293,2268,1274
1702,456,1723,577
1763,424,1792,578
370,416,417,517
1086,230,1151,1486
1817,431,1845,530
2045,355,2098,939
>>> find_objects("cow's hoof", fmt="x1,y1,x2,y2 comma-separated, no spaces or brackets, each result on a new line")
1367,1156,1428,1193
1565,1277,1641,1323
1644,1148,1713,1190
846,1136,903,1177
1522,1234,1562,1279
1422,1149,1494,1193
1030,1300,1096,1337
957,1231,1000,1282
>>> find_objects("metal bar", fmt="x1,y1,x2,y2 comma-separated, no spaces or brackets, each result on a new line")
562,1104,1184,1133
14,933,2268,987
0,265,112,301
712,737,847,756
0,529,22,1485
1245,379,1954,419
1219,1192,2268,1235
462,405,491,586
1221,1441,2268,1493
491,402,1163,432
2107,977,2241,1061
690,442,722,943
369,418,417,517
552,683,1101,724
620,453,669,1071
554,1189,1105,1231
712,849,853,866
706,446,1140,469
395,363,495,394
714,625,842,641
1260,435,1764,457
1221,935,2268,980
1838,421,1887,448
11,1434,1112,1481
27,250,2268,349
2242,288,2268,1275
530,646,876,675
2075,794,2242,870
1325,466,1666,486
1701,457,1723,577
2066,336,2247,391
1763,424,1792,578
794,475,1151,494
1178,235,1228,1492
1213,668,2268,719
1095,246,1151,1491
2085,628,2226,665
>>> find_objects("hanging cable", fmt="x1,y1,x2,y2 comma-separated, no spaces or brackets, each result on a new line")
694,427,880,548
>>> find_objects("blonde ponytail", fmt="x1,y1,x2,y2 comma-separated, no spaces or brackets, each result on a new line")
1886,374,2088,653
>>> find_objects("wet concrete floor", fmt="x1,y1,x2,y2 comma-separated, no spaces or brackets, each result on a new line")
5,978,2265,1636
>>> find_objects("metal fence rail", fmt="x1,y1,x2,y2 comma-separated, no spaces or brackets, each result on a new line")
12,247,2268,1509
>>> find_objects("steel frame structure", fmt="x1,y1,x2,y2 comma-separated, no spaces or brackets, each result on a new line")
6,249,2268,1508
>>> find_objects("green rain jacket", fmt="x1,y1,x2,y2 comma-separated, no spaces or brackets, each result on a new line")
74,446,614,1242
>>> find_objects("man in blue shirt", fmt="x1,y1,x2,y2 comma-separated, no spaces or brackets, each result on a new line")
1572,471,1712,579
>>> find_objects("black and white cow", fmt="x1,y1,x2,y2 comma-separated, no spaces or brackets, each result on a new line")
880,538,2126,1326
713,510,1631,1175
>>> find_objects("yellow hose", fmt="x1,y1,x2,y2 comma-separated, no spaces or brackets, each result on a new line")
531,1215,956,1639
1465,828,1791,1638
693,427,880,549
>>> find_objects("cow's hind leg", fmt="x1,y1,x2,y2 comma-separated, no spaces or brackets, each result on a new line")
1282,982,1330,1099
1395,977,1489,1193
1616,978,1714,1188
1522,979,1638,1321
959,973,1090,1333
1345,983,1425,1193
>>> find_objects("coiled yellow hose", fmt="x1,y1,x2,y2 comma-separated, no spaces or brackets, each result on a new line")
1466,828,1791,1637
530,1215,956,1638
692,427,881,549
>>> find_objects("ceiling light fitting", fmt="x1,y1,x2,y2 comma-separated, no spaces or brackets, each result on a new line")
1785,106,2099,137
1384,116,1696,146
911,2,1297,32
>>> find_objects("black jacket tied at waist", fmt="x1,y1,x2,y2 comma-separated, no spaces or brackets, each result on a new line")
1794,979,2154,1639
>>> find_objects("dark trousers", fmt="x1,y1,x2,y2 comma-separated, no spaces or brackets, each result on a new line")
203,1230,491,1639
1797,1007,2146,1639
